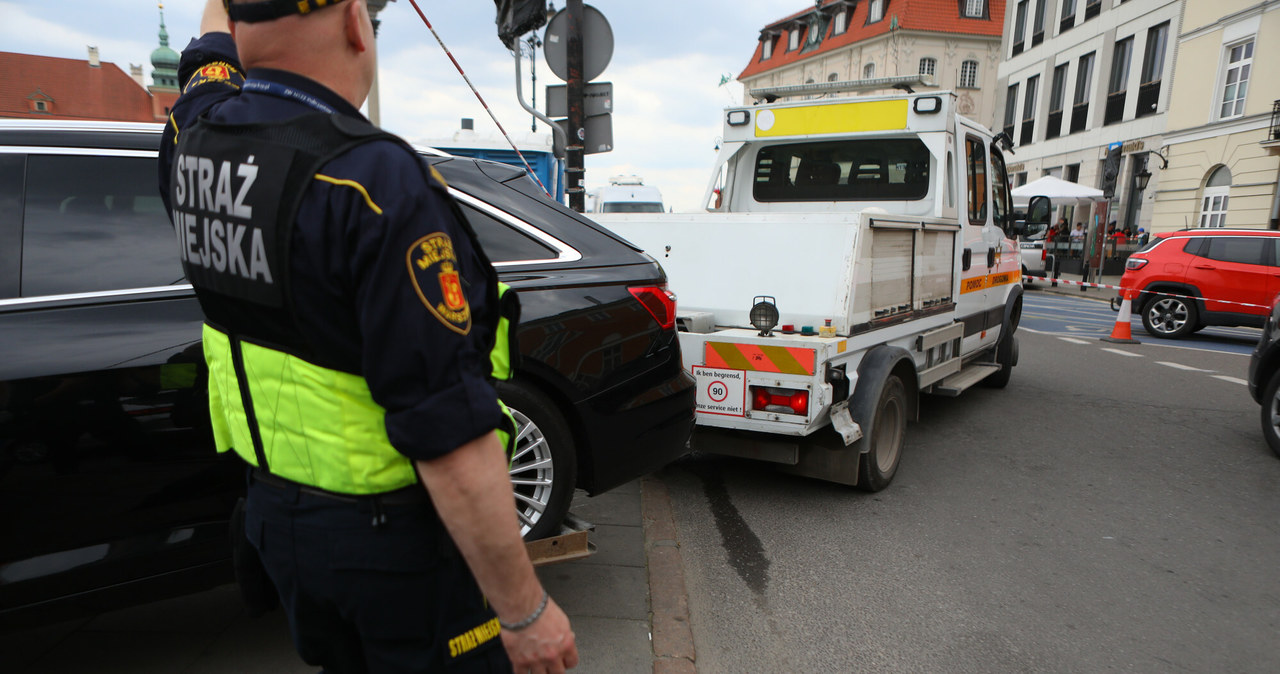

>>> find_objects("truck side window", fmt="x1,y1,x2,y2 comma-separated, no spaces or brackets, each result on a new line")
965,136,987,226
22,155,182,297
0,154,22,299
989,146,1011,230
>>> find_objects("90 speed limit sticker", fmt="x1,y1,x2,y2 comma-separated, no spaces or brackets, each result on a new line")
692,365,745,417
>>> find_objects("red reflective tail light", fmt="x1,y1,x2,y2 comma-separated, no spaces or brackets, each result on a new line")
1041,248,1047,262
750,386,810,416
629,285,677,331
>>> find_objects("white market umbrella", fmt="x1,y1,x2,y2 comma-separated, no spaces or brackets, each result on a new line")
1011,174,1104,207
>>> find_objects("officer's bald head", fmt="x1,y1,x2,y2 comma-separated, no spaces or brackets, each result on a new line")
229,0,376,109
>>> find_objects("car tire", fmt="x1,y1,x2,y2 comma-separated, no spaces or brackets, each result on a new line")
1141,295,1199,339
983,333,1017,389
856,375,906,492
1261,370,1280,459
497,381,578,540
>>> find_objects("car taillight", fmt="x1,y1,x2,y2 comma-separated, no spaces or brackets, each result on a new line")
750,386,809,416
1041,248,1047,262
629,285,676,330
1125,257,1148,271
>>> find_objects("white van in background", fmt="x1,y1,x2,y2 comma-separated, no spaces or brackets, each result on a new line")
587,175,665,213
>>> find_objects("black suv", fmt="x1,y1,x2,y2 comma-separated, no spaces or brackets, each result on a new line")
1248,294,1280,458
0,119,695,629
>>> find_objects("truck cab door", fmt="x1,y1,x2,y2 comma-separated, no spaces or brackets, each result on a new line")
958,133,999,355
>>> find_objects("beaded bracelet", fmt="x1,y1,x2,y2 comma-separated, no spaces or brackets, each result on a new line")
499,590,549,631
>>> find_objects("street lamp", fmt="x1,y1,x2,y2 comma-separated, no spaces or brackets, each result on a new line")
1133,149,1169,192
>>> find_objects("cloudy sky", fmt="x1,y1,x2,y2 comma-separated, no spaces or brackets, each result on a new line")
2,0,798,211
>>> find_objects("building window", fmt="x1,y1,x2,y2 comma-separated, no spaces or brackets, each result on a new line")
1105,36,1132,125
788,27,802,51
828,72,839,82
1065,163,1080,183
963,0,986,18
959,60,979,88
834,9,848,35
1199,166,1232,227
1020,75,1038,146
1031,0,1046,46
868,0,885,24
34,100,48,112
919,57,937,77
1012,1,1027,56
1071,52,1094,133
864,62,876,79
1004,83,1019,141
1136,22,1168,119
1084,0,1101,21
1218,40,1253,120
1060,0,1076,33
761,36,775,60
1047,63,1068,140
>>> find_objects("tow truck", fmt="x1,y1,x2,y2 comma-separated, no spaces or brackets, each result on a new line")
594,81,1050,490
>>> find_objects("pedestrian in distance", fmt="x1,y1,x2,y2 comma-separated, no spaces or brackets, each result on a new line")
158,1,579,672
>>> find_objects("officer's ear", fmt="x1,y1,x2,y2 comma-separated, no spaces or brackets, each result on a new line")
344,0,369,54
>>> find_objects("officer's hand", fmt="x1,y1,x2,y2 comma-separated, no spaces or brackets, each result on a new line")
500,597,578,673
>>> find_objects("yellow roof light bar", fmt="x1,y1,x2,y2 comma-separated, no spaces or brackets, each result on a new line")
754,99,909,137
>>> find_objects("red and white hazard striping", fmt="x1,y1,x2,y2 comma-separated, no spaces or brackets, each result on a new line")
1023,276,1272,311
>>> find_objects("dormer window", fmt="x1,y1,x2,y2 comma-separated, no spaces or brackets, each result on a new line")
34,101,48,112
788,27,802,51
868,0,885,23
963,0,986,18
762,36,774,60
834,9,848,35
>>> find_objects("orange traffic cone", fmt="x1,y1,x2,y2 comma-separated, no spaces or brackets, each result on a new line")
1101,289,1141,344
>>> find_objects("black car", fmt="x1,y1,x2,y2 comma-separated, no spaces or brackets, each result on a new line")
1248,294,1280,458
0,119,695,629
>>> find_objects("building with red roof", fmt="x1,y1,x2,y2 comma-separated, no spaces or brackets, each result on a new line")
0,8,179,123
738,0,1006,126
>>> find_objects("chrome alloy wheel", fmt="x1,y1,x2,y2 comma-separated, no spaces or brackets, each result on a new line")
1147,298,1189,335
508,406,555,537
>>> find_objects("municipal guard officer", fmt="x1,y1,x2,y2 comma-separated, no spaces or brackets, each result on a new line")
158,1,578,672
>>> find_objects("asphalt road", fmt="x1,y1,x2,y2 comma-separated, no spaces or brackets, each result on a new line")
660,290,1280,673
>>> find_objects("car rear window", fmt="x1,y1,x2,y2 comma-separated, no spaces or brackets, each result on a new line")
753,139,931,202
458,203,558,263
21,155,183,297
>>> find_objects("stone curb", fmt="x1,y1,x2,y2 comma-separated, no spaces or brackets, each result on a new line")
641,475,696,674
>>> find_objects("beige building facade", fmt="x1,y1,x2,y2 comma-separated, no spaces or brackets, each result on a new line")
1152,0,1280,232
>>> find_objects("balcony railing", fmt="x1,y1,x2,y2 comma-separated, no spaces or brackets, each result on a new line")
1135,81,1160,119
1070,102,1089,133
1046,110,1063,140
1269,100,1280,142
1104,91,1126,126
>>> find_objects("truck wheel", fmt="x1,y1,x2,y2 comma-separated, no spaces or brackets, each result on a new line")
982,333,1017,389
1142,296,1198,339
857,375,906,492
497,381,578,540
1261,370,1280,459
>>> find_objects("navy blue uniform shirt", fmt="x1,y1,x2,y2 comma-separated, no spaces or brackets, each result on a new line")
159,33,502,461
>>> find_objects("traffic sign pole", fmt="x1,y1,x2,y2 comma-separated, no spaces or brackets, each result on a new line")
566,0,586,212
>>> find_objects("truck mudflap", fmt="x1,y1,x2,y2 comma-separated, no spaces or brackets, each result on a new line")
526,512,595,566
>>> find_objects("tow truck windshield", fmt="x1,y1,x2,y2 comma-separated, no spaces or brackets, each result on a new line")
752,138,931,202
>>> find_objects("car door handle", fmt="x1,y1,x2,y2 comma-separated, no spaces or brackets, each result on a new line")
1193,264,1216,270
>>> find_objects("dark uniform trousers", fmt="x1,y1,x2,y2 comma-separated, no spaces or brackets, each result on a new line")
244,473,512,673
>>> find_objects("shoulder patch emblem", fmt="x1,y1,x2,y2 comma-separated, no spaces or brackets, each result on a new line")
407,232,471,335
183,61,244,94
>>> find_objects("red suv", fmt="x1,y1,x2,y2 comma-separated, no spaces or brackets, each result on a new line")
1120,228,1280,338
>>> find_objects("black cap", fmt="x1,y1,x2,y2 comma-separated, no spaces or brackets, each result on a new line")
224,0,350,23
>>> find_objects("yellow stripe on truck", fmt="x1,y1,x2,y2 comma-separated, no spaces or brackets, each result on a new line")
755,99,909,138
960,269,1022,294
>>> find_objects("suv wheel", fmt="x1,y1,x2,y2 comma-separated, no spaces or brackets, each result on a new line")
498,381,577,540
1262,370,1280,459
1141,295,1198,339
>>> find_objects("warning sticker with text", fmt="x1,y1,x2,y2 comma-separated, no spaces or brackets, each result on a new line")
692,365,746,417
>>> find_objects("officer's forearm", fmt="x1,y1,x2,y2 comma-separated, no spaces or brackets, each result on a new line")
201,0,230,35
415,433,546,623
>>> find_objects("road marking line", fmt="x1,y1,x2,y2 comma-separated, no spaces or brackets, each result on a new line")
1101,348,1142,357
1157,362,1213,372
1058,337,1090,345
1211,375,1248,386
